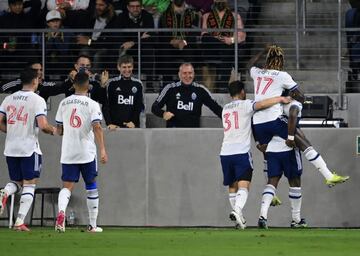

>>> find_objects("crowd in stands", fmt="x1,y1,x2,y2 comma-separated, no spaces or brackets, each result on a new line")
0,0,261,92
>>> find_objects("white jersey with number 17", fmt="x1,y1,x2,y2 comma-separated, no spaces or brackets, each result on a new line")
0,90,47,157
250,66,298,124
220,99,255,156
55,94,102,164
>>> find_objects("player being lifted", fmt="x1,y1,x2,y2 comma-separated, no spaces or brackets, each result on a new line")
220,81,291,229
249,45,348,192
0,68,56,231
54,72,108,233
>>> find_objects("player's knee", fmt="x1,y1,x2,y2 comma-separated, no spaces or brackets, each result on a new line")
85,181,97,190
268,176,280,187
288,177,301,187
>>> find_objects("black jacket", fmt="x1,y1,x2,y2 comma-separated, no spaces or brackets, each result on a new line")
104,75,144,127
151,81,222,127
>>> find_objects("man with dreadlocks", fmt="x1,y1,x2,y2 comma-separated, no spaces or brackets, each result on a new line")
201,0,246,91
158,0,200,86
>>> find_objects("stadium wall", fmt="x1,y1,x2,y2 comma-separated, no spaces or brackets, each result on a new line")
0,127,359,228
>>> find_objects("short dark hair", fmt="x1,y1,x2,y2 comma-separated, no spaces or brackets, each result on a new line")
8,0,23,5
25,58,41,68
127,0,142,5
228,81,245,97
76,54,92,63
74,72,89,88
20,67,38,85
118,55,134,65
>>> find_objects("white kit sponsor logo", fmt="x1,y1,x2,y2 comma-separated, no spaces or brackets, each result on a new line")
118,95,134,105
177,101,193,111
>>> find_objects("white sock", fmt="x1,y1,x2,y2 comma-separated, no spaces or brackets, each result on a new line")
289,187,302,223
58,188,71,213
3,182,19,196
229,193,236,211
260,184,276,219
87,189,99,228
15,184,35,225
234,188,248,214
304,147,333,180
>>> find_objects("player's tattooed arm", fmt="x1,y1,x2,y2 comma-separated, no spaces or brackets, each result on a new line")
286,105,300,148
289,88,305,104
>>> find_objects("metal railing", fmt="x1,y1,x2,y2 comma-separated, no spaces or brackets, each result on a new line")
0,0,356,100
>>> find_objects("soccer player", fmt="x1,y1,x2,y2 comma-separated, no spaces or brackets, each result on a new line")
0,67,56,231
220,81,291,229
283,99,349,186
54,72,108,233
258,136,306,229
248,45,304,207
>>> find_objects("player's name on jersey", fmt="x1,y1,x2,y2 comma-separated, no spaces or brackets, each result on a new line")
12,95,29,101
62,98,89,107
224,101,243,110
257,70,280,76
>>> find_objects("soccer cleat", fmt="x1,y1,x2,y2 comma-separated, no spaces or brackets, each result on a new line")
55,211,66,233
0,189,8,215
229,210,246,230
258,216,268,229
14,223,30,232
270,195,282,207
326,173,350,187
291,218,308,228
87,225,103,233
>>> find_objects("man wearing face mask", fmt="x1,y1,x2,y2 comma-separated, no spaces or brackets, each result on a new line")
201,0,246,91
158,0,200,86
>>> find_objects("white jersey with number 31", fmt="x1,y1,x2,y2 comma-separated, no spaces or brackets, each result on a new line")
56,94,102,164
250,66,297,124
220,99,255,156
0,90,47,157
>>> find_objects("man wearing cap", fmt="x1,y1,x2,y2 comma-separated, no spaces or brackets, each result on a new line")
0,0,41,79
45,10,74,79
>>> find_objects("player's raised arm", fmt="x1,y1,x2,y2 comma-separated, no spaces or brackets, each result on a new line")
93,122,108,164
254,96,291,111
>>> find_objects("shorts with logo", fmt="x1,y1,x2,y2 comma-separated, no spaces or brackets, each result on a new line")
62,158,98,183
6,152,42,181
220,152,253,186
266,149,302,179
252,117,288,145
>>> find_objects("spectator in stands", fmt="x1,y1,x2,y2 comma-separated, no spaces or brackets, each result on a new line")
185,0,213,14
151,62,222,128
116,0,154,84
60,0,118,73
0,59,72,101
158,0,200,86
46,0,90,11
201,0,246,91
143,0,170,14
104,55,144,129
0,0,42,77
45,10,74,80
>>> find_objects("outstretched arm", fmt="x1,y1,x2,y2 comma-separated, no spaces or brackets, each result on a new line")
254,96,291,111
0,113,6,133
247,46,269,71
36,115,56,135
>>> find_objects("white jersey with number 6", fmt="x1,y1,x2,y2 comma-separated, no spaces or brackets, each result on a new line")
220,99,255,156
0,90,47,157
55,94,102,164
250,66,298,124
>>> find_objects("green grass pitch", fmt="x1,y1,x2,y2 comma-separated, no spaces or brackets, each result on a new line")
0,227,358,256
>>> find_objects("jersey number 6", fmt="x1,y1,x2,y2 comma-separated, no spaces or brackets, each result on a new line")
70,108,82,128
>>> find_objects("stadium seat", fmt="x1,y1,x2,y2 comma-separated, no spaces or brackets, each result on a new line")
30,187,60,227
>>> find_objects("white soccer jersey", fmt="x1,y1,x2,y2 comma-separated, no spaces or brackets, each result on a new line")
283,100,303,117
250,66,298,124
220,99,255,155
266,136,292,153
55,95,102,164
0,90,47,157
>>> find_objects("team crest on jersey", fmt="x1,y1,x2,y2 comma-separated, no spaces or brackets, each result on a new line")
191,92,197,100
116,87,121,91
176,93,181,99
132,86,137,93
